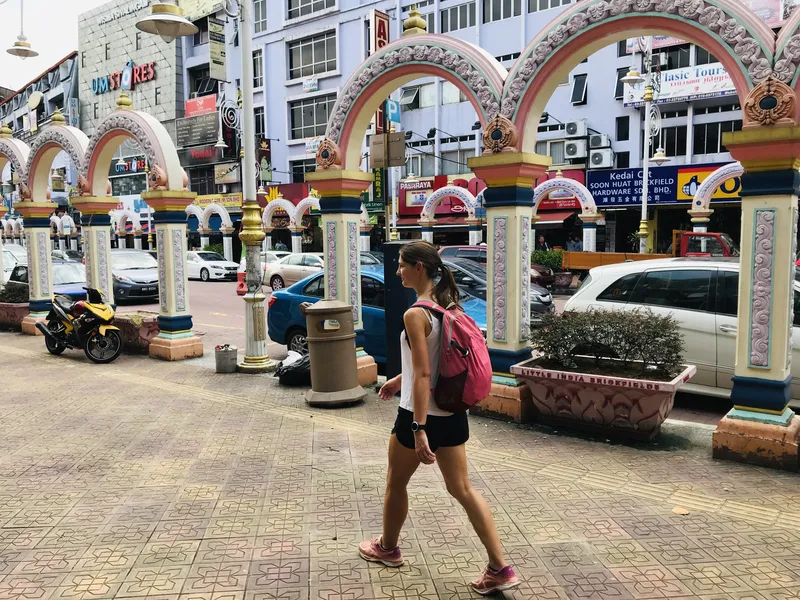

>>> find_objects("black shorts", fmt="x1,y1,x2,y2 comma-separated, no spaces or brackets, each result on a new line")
391,407,469,452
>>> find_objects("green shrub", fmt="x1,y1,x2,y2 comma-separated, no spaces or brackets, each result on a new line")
531,308,684,379
0,285,29,303
531,249,563,272
203,243,225,255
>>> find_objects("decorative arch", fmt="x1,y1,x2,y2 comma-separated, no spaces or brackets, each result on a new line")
532,178,597,216
262,198,297,227
112,209,142,234
322,34,506,171
693,162,743,212
201,203,233,231
185,204,203,224
293,196,320,226
81,108,183,197
502,0,773,153
26,126,89,203
0,137,30,197
421,186,477,220
775,11,800,97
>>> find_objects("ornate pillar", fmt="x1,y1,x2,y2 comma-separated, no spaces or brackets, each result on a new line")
468,151,550,423
71,198,116,304
221,227,234,261
57,234,66,251
15,203,57,335
360,224,371,251
689,208,713,233
420,219,434,243
467,218,482,246
289,226,303,254
133,232,143,250
141,191,204,361
712,116,800,470
70,235,79,252
581,213,602,253
0,207,5,283
306,168,378,386
199,228,210,250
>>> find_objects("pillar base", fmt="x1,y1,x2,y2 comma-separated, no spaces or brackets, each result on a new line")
713,408,800,472
488,347,533,375
306,386,367,407
21,314,46,336
236,356,276,374
149,334,204,361
356,350,378,387
469,375,533,423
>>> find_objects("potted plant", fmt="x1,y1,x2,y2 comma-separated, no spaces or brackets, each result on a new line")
532,249,573,289
0,285,30,330
511,308,696,439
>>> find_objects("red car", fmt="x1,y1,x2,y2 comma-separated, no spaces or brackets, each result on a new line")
438,245,555,288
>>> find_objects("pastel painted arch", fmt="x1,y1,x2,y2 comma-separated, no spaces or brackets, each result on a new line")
201,203,233,231
262,198,297,227
421,185,478,220
293,196,320,227
325,34,506,171
0,133,30,193
502,0,774,153
774,10,800,119
532,177,596,217
26,124,89,204
112,209,143,234
692,162,744,213
185,204,203,223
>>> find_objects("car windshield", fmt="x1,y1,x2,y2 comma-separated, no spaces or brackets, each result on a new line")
449,259,486,280
198,252,226,262
65,250,82,260
52,263,86,286
720,233,740,257
112,252,158,270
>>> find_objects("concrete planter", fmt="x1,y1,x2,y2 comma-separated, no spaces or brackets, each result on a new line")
0,302,29,330
510,358,696,439
114,312,160,354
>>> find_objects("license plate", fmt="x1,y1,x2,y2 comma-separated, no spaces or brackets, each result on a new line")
142,286,156,292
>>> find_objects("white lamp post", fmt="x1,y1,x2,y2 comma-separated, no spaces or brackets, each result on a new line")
5,0,38,59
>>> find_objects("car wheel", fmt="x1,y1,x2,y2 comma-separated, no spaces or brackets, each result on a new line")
270,275,284,290
287,329,308,354
200,268,210,282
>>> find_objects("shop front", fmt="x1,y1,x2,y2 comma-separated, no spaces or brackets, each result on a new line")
257,183,323,252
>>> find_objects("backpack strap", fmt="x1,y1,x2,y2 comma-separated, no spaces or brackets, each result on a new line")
403,301,445,347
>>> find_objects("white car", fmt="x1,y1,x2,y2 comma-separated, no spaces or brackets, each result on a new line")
565,257,800,402
237,251,291,276
3,244,26,282
186,251,239,281
264,253,323,290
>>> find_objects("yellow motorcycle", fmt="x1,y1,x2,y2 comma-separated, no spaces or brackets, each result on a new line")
36,287,124,364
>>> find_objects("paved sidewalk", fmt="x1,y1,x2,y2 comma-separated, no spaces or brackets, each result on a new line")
1,332,800,600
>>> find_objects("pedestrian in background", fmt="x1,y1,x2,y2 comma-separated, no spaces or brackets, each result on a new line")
358,241,520,595
536,235,551,251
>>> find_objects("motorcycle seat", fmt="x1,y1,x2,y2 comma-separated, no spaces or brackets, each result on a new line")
54,295,74,315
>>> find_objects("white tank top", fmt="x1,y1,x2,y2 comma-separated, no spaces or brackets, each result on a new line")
400,307,453,417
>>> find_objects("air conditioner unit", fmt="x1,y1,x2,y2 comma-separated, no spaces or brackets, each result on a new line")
565,119,587,138
589,133,611,149
565,139,588,159
589,148,614,169
190,92,199,99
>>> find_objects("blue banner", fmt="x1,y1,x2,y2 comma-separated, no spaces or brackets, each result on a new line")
587,166,678,207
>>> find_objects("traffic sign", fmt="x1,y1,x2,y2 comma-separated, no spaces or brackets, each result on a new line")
385,99,401,123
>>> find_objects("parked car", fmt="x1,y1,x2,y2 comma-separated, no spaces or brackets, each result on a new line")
443,257,555,325
267,265,489,363
439,244,555,287
564,257,800,401
236,250,291,295
360,250,384,264
6,260,87,300
265,253,324,290
3,244,26,282
110,249,159,303
187,251,239,281
52,249,83,262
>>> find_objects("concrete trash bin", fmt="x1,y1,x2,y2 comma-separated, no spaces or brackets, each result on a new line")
215,345,238,373
302,299,367,406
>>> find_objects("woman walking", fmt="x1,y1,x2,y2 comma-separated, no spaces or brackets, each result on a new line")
358,241,519,595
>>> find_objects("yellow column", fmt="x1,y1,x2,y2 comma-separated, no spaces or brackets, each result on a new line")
15,201,58,335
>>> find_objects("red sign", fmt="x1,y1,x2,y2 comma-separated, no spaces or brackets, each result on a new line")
370,10,390,134
185,94,217,117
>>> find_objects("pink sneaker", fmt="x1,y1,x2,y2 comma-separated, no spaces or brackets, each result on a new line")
470,565,520,595
358,538,403,567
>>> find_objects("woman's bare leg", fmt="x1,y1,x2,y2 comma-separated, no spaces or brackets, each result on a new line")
381,434,421,548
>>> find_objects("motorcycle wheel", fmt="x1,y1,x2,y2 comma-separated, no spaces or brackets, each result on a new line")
44,321,66,355
83,329,124,364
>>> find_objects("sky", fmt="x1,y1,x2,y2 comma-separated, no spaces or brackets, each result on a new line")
0,0,109,91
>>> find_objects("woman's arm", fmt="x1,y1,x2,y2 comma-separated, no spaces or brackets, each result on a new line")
404,308,436,464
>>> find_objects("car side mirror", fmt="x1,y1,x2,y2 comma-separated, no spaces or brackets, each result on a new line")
461,277,475,286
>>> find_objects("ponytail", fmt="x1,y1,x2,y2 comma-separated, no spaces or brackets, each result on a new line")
399,240,462,310
434,263,461,309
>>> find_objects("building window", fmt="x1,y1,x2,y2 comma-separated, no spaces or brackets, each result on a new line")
693,120,743,155
81,51,86,68
483,0,521,23
695,47,717,66
570,74,587,105
617,40,627,57
615,151,630,168
93,103,98,120
254,106,265,138
154,87,161,106
660,109,689,118
404,153,435,177
614,67,628,100
189,66,215,97
135,32,142,51
190,166,216,196
193,18,209,45
253,49,264,87
441,148,476,175
441,2,476,33
254,0,267,33
399,83,435,111
694,104,740,115
289,93,336,139
528,0,571,12
651,125,687,157
105,43,111,60
287,31,336,80
651,44,690,70
616,116,629,142
290,158,317,183
288,0,335,20
535,140,566,165
441,81,467,105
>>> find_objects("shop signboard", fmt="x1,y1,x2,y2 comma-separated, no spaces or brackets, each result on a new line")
215,163,240,184
258,138,273,183
97,0,150,25
623,62,735,108
180,0,224,21
91,60,156,95
177,144,231,166
303,77,318,93
209,17,226,81
192,193,242,210
676,163,741,202
108,154,147,176
68,98,79,127
305,136,323,154
372,168,387,206
177,112,218,147
185,94,217,117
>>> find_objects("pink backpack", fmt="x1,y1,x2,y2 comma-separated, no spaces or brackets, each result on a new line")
409,300,493,413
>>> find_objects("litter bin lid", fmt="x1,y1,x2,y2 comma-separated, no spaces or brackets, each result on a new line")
303,298,353,315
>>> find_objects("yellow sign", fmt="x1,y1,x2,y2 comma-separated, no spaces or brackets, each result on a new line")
193,193,242,209
677,165,741,202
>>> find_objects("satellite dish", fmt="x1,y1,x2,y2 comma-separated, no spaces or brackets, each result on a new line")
27,91,43,110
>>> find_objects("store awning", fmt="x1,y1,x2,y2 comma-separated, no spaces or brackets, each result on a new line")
535,210,578,228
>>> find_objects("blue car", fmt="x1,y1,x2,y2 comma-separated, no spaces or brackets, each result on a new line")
6,260,88,300
267,265,488,364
